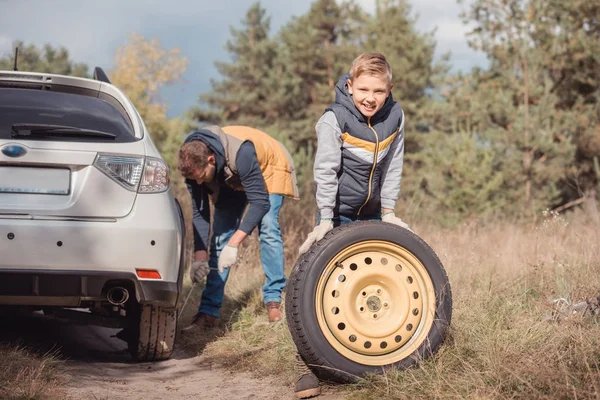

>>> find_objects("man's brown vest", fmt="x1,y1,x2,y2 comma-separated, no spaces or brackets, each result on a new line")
203,125,299,200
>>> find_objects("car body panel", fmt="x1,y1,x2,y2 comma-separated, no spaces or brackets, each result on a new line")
0,69,183,308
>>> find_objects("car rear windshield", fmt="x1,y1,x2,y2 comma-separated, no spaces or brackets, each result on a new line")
0,87,137,142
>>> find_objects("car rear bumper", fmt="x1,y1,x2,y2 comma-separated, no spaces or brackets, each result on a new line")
0,269,177,307
0,191,185,307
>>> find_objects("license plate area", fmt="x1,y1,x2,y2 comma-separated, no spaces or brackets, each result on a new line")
0,166,70,195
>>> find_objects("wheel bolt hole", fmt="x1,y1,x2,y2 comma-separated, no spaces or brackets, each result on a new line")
412,308,419,316
406,324,413,331
395,264,402,272
350,263,358,271
380,342,388,349
362,291,367,297
407,276,413,284
373,314,377,319
332,307,340,315
364,341,372,349
413,292,419,299
359,307,365,312
381,257,388,265
349,335,357,342
57,241,63,247
376,289,382,294
383,303,389,308
338,274,346,282
395,335,402,343
332,290,340,298
337,323,346,330
365,257,372,265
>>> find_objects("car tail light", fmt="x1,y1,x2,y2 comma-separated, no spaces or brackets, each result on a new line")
139,157,170,193
94,154,144,191
94,154,170,193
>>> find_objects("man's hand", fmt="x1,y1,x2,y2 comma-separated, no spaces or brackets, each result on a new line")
190,260,210,283
218,245,238,273
382,212,412,232
298,219,334,255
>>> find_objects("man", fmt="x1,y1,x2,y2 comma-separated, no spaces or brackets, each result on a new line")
178,125,299,329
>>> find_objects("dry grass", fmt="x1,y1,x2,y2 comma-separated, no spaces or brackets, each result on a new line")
0,344,67,400
179,206,600,399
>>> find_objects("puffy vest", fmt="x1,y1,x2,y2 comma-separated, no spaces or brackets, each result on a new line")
203,125,299,200
326,85,404,217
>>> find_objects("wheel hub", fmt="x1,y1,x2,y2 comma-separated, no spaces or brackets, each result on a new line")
366,295,381,312
316,240,436,365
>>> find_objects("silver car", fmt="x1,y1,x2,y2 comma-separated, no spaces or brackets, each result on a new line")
0,67,185,361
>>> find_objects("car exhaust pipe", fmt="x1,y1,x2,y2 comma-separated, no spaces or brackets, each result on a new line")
107,286,129,306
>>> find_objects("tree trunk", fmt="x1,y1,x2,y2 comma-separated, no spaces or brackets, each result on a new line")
522,57,532,205
324,38,334,89
583,188,600,224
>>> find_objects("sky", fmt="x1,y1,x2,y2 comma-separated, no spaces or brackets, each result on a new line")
0,0,487,118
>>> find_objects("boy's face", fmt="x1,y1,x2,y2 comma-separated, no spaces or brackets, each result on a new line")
347,74,393,118
188,155,216,185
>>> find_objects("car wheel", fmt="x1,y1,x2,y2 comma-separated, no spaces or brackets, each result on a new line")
285,221,452,383
129,304,177,361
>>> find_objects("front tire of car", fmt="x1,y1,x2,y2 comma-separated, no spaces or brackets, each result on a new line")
129,304,177,361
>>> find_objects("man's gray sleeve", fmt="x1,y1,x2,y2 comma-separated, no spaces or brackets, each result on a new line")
380,112,405,210
314,111,342,219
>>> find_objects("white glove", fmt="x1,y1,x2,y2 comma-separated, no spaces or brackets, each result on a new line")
190,260,210,283
298,219,334,255
382,212,412,232
218,245,238,273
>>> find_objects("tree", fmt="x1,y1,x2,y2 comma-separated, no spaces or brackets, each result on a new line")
442,0,577,217
110,33,189,190
191,2,277,125
360,0,448,126
0,41,88,77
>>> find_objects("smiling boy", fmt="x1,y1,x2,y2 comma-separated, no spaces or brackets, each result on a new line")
297,52,410,258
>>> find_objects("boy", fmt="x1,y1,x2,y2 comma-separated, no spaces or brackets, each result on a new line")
177,125,299,329
294,53,410,398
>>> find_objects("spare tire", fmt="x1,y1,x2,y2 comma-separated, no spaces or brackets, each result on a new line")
285,221,452,383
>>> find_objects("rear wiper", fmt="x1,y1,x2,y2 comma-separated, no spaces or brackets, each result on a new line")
11,123,116,139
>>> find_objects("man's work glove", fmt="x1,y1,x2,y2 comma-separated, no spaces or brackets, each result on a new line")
218,245,238,273
382,212,412,232
190,260,210,283
298,219,334,255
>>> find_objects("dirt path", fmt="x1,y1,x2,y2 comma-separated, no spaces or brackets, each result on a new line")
2,314,345,400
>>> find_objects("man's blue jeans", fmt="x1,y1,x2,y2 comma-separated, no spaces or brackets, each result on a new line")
198,194,285,318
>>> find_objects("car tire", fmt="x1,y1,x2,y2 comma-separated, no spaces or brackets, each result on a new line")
285,220,452,383
129,304,177,361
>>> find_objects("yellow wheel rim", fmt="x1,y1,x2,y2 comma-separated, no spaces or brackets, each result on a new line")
316,240,436,366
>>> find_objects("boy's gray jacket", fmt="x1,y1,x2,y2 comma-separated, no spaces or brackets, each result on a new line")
315,73,405,219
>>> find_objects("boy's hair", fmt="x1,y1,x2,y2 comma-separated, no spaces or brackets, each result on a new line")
349,52,392,84
177,141,212,178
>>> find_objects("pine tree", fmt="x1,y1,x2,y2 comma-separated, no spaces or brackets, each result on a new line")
0,41,88,77
191,2,277,125
445,0,578,216
360,0,448,125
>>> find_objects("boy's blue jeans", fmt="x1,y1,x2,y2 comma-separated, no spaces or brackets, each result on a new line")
198,194,285,318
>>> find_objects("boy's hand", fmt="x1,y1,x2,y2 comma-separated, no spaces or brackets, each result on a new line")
218,245,238,273
298,219,334,255
382,212,413,232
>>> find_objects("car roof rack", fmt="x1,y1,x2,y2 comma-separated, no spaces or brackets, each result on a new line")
93,67,111,84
